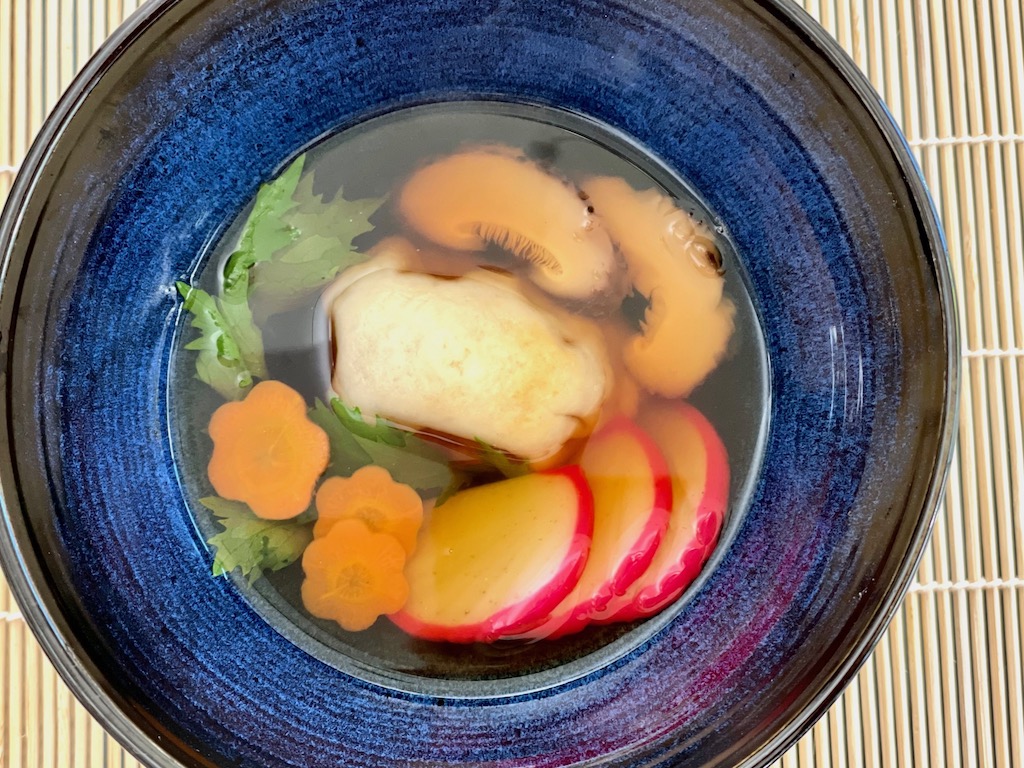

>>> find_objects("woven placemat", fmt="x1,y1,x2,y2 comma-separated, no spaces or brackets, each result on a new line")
1,0,1021,765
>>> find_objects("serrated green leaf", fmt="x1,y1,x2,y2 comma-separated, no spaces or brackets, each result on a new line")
331,400,407,446
308,399,373,475
222,156,305,299
178,159,307,397
474,439,531,478
252,174,384,297
433,471,472,507
217,293,267,379
276,235,338,265
310,398,453,496
176,282,253,400
253,239,369,299
290,177,385,244
201,497,313,585
330,399,449,463
349,435,453,495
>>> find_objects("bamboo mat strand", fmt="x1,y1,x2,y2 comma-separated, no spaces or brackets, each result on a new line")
0,0,1022,766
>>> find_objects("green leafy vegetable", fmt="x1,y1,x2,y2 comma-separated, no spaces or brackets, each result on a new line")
176,282,261,400
330,399,450,465
178,153,384,399
221,156,305,298
475,439,531,478
253,174,385,296
178,157,306,398
308,398,454,496
202,496,313,584
331,401,409,447
216,296,266,381
433,470,472,507
350,437,452,495
308,398,374,476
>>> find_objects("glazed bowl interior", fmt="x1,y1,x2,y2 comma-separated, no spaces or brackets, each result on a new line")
0,0,955,766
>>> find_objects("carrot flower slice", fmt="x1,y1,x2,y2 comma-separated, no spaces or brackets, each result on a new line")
315,466,424,554
208,380,329,520
301,519,410,631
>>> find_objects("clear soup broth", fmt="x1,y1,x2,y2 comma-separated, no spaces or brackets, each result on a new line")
170,102,769,693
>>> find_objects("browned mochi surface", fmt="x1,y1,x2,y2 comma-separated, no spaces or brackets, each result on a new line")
324,245,610,464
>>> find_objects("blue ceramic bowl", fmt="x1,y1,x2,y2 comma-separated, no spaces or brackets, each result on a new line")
0,0,956,766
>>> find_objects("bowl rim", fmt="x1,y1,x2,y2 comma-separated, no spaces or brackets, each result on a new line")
741,6,960,765
0,0,959,766
0,2,195,765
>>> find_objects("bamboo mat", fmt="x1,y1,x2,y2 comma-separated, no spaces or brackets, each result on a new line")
1,0,1022,766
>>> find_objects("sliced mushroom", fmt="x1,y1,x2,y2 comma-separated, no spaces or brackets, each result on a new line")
398,148,618,302
583,177,735,398
327,264,610,463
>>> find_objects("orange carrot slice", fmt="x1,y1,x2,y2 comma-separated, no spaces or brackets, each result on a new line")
398,149,618,301
301,519,410,632
207,380,329,520
315,466,424,555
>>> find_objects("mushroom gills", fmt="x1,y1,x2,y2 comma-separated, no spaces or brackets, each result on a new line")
474,222,562,274
398,148,619,303
328,265,610,464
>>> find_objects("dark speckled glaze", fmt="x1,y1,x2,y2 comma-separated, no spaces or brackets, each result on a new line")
0,0,956,766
